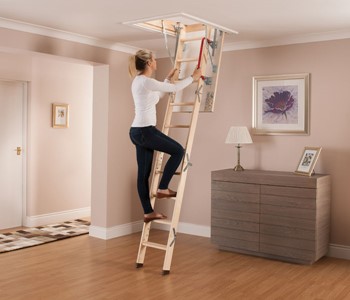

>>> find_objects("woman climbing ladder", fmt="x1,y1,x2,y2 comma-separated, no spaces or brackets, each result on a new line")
128,49,201,223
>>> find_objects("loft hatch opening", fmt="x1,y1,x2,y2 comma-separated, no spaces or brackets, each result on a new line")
122,12,238,36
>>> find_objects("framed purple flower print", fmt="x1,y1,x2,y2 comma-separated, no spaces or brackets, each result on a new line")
252,73,310,135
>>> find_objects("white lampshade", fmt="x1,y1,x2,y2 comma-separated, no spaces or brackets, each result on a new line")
225,126,253,145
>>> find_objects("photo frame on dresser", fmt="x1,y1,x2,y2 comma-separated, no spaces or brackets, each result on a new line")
295,147,322,176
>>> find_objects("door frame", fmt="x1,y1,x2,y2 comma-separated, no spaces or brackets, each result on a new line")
0,79,28,229
21,81,28,227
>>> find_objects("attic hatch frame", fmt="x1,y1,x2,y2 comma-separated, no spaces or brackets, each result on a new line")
122,12,238,36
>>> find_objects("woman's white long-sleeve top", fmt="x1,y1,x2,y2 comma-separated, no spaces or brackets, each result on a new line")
131,75,193,127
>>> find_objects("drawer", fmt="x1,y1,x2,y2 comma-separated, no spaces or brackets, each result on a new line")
211,226,259,242
261,194,315,209
212,207,259,223
260,204,316,220
260,214,315,230
212,190,259,204
212,197,259,214
212,236,259,252
261,185,316,198
260,243,314,262
260,234,315,251
212,217,259,232
211,228,259,252
260,224,315,240
212,181,259,194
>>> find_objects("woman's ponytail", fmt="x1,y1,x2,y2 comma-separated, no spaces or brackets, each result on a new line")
128,55,137,78
128,49,153,78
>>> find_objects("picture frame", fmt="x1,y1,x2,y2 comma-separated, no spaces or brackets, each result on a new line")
252,73,310,135
52,103,69,128
295,147,322,176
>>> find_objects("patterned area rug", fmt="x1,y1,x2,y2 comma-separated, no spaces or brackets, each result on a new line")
0,219,90,253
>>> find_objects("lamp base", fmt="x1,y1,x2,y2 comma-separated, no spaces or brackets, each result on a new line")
233,164,245,171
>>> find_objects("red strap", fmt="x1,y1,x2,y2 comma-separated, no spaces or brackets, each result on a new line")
197,38,211,81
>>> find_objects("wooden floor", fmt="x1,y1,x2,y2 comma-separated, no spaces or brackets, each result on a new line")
0,230,350,300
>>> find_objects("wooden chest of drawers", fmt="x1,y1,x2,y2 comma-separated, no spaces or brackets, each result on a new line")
211,169,331,264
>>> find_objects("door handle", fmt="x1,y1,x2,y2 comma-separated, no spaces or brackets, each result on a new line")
14,147,22,155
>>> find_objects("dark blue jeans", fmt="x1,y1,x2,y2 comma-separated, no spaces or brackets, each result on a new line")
129,126,184,214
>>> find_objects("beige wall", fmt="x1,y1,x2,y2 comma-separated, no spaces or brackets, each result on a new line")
0,27,349,247
28,56,93,215
0,52,31,81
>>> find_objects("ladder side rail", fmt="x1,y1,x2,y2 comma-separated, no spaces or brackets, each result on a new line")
148,23,187,200
202,30,225,112
162,83,202,272
162,27,213,272
175,28,211,171
136,222,151,266
136,23,186,267
136,92,177,266
183,29,211,151
149,93,175,201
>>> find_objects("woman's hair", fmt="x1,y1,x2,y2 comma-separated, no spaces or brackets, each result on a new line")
128,49,153,78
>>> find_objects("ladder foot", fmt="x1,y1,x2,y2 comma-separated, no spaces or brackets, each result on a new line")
136,263,144,269
162,270,170,276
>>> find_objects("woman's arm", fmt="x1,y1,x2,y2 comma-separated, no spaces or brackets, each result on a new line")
143,76,194,93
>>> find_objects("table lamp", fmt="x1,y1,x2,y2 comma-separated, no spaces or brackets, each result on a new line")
225,126,253,171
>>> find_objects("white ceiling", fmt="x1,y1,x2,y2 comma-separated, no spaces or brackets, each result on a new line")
1,0,350,55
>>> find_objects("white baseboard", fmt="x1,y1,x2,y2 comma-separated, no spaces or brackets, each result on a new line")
89,221,143,240
153,222,210,238
328,244,350,260
24,207,91,227
89,220,210,240
178,222,211,237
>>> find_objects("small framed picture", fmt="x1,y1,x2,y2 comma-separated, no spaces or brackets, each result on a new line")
52,103,69,128
295,147,322,176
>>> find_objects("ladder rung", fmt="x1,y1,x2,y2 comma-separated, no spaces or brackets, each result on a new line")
165,125,190,129
170,102,195,107
152,193,177,199
177,57,198,63
180,37,203,42
173,111,192,113
142,241,167,251
152,219,172,226
155,171,181,175
173,80,198,86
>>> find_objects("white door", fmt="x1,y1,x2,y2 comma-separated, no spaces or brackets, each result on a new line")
0,80,26,230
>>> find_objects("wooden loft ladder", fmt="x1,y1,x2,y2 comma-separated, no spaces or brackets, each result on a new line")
135,20,225,275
